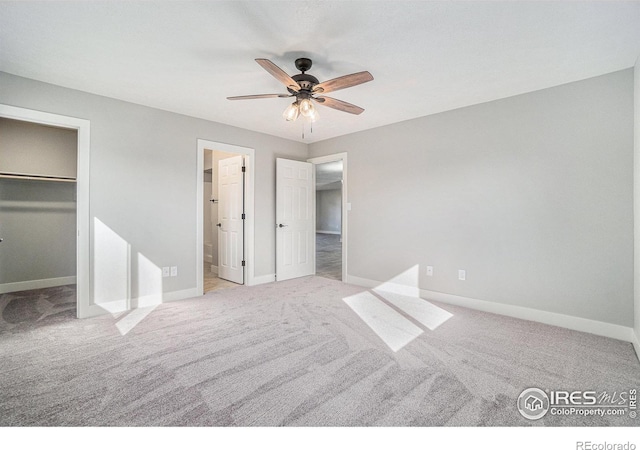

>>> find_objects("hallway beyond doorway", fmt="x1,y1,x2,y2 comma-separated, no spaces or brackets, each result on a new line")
315,233,342,281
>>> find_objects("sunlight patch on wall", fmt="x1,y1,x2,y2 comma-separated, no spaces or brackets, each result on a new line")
135,252,162,307
93,218,164,334
94,217,130,313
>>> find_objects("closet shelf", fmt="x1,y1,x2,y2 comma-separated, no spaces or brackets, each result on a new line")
0,172,76,183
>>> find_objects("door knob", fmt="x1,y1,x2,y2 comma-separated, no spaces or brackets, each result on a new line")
278,224,288,228
216,223,222,227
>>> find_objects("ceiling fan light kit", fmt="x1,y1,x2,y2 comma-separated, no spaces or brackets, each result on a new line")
282,101,300,121
228,57,373,126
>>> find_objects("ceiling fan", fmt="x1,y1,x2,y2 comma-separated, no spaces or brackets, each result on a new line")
227,58,373,122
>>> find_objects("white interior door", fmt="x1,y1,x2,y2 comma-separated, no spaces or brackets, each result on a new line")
276,158,315,281
218,155,244,284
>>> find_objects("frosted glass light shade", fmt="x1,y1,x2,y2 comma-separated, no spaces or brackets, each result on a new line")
282,102,299,121
299,99,315,117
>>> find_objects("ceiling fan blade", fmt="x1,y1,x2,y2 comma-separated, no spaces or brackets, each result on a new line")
314,96,365,115
255,59,300,92
227,93,291,100
313,71,373,94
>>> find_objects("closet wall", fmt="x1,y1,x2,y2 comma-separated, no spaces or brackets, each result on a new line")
316,189,342,234
0,118,77,291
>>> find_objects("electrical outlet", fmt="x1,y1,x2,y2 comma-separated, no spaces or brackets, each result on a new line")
170,266,178,277
162,267,170,278
458,269,466,281
426,266,433,276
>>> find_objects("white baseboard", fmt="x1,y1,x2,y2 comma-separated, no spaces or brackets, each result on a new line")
79,287,202,319
632,329,640,361
162,287,201,303
317,230,341,235
210,265,218,275
0,276,77,294
251,273,275,286
345,274,635,344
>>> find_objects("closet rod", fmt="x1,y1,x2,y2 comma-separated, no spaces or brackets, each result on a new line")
0,173,76,183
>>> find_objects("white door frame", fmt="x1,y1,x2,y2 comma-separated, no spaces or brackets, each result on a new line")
0,104,91,318
196,139,255,292
308,152,348,281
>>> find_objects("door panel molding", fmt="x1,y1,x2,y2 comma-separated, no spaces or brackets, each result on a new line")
218,155,244,284
276,158,315,281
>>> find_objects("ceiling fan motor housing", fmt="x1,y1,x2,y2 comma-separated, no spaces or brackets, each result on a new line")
289,73,319,96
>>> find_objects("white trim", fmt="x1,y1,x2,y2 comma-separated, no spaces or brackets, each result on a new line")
252,273,275,286
308,152,348,281
210,265,219,275
162,287,201,303
197,139,256,295
632,330,640,361
0,276,77,294
316,230,341,235
346,274,635,343
78,287,202,318
0,104,90,319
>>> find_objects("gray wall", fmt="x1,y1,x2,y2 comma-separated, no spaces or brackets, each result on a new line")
0,179,76,284
316,189,341,234
0,118,77,178
0,72,307,303
310,69,634,327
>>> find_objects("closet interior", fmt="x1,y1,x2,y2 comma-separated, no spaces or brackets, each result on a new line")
0,118,78,326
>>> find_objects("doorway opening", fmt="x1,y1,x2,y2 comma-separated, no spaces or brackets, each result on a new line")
196,140,255,294
309,153,348,282
0,105,90,318
203,149,243,292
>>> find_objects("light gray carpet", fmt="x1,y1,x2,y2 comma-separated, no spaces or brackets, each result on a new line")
0,277,638,426
316,233,341,281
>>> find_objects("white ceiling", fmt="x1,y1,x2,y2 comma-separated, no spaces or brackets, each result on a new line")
1,1,639,144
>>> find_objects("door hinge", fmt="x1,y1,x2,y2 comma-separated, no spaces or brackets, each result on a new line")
241,213,245,219
241,166,246,173
241,260,246,267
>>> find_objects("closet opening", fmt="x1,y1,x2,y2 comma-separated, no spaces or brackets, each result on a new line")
0,117,78,325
